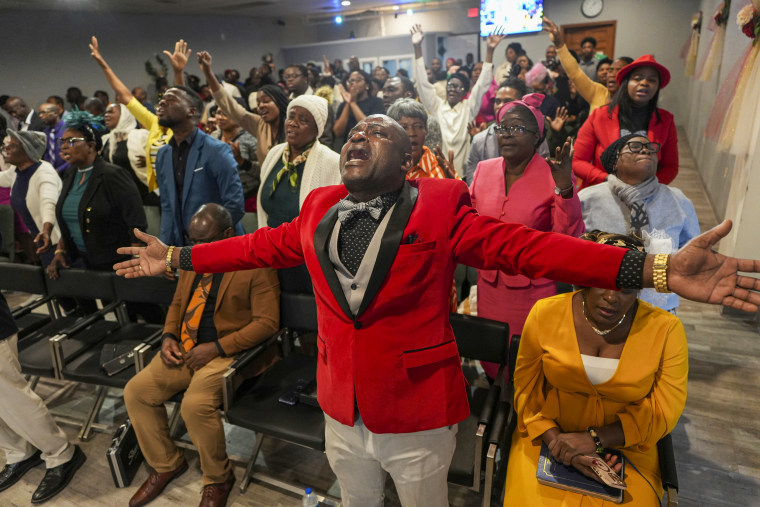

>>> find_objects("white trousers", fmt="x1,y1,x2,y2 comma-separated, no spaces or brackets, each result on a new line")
324,413,457,507
0,334,73,468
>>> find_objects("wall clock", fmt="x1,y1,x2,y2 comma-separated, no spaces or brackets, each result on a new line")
581,0,604,18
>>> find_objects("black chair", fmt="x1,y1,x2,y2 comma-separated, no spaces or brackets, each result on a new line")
489,335,680,507
0,204,15,262
0,264,55,339
55,275,177,440
18,269,120,380
222,291,326,495
447,313,511,507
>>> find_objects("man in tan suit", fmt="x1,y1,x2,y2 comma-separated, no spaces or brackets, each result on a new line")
123,203,280,507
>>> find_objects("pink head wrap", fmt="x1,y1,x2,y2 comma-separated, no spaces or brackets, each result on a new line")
496,93,545,136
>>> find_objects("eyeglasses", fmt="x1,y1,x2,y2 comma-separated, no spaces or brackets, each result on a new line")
622,141,661,154
399,123,426,133
493,125,535,137
283,73,303,80
446,83,465,91
347,78,365,84
57,137,87,147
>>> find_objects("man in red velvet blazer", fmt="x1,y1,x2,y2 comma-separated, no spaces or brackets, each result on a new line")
116,115,760,506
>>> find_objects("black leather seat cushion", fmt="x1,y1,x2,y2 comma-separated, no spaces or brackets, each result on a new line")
225,354,325,451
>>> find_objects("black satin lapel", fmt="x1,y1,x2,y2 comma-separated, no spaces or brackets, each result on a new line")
356,182,418,317
313,204,355,320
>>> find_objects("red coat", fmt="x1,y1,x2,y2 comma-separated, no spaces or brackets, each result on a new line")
572,105,678,189
191,179,626,434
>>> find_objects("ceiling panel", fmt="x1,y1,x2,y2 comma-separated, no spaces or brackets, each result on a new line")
0,0,449,18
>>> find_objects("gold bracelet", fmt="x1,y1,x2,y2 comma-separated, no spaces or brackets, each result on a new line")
54,249,66,256
653,253,671,293
165,245,175,273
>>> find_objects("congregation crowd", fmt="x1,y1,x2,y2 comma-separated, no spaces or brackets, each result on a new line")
0,14,758,507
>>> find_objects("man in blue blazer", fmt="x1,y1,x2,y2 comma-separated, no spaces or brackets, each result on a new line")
155,86,245,246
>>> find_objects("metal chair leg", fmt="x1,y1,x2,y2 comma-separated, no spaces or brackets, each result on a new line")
167,402,184,439
239,433,265,493
79,385,107,441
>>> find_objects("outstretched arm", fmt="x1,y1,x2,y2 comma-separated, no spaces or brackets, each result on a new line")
89,36,133,105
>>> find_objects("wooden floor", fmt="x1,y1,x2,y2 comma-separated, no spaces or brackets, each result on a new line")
1,130,759,506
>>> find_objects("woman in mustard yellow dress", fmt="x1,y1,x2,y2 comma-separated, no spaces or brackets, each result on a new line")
505,231,688,506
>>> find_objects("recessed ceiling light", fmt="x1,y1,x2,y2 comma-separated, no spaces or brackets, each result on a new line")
341,0,351,5
393,5,400,10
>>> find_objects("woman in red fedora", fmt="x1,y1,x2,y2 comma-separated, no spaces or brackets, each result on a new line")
572,55,678,189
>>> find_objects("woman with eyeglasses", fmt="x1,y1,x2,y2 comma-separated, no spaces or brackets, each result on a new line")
572,55,678,189
469,94,585,380
579,135,699,313
505,231,687,506
332,69,385,146
48,111,146,280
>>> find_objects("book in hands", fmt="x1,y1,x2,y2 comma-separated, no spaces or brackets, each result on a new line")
536,441,626,503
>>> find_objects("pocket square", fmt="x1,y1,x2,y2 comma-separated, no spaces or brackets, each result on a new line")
194,166,204,172
404,233,420,244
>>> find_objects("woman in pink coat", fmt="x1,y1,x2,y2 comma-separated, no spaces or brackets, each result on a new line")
470,94,585,379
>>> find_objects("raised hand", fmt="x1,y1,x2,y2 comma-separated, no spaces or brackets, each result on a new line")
543,17,564,47
163,39,192,72
113,229,170,278
197,50,213,74
322,54,332,75
434,145,458,179
337,84,352,104
486,25,508,49
668,220,760,312
545,137,574,191
467,120,485,137
410,24,425,45
549,106,569,132
89,36,107,67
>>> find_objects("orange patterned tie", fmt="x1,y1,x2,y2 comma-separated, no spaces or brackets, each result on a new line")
180,274,213,352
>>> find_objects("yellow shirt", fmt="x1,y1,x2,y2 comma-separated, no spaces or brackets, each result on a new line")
126,97,172,192
505,292,688,506
557,45,611,113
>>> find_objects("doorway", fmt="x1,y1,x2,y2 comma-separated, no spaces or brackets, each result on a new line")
561,20,617,59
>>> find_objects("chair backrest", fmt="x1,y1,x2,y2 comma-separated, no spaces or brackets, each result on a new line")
113,275,177,305
0,205,15,262
508,334,521,383
0,264,47,294
280,292,318,332
45,269,116,301
143,205,161,237
449,313,509,365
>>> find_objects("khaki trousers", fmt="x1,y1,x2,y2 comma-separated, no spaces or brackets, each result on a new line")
124,353,233,485
0,334,74,468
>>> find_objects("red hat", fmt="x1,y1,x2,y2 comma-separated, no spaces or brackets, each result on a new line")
615,54,671,89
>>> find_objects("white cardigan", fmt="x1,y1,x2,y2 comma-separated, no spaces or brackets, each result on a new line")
256,140,341,229
0,161,62,243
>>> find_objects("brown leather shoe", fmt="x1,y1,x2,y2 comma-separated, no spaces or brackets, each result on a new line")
198,474,235,507
128,460,188,507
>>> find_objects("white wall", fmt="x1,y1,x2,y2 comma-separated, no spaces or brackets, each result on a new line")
0,9,287,107
682,0,760,258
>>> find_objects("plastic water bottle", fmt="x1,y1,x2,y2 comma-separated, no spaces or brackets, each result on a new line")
302,487,319,507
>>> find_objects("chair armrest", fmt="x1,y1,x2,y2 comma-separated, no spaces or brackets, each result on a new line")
478,384,501,426
223,330,283,415
658,433,678,493
133,329,163,371
488,399,510,447
12,295,53,319
57,300,121,337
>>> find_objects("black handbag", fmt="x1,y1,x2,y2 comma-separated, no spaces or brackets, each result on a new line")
107,418,144,487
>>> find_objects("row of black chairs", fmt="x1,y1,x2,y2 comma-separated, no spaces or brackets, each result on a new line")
0,262,677,506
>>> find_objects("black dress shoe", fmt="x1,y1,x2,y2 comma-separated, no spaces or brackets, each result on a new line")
0,450,43,492
31,445,86,504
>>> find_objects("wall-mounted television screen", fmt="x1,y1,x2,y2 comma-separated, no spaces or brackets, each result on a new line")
480,0,544,37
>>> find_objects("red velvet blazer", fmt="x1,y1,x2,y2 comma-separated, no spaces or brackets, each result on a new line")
191,179,626,434
572,104,679,189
